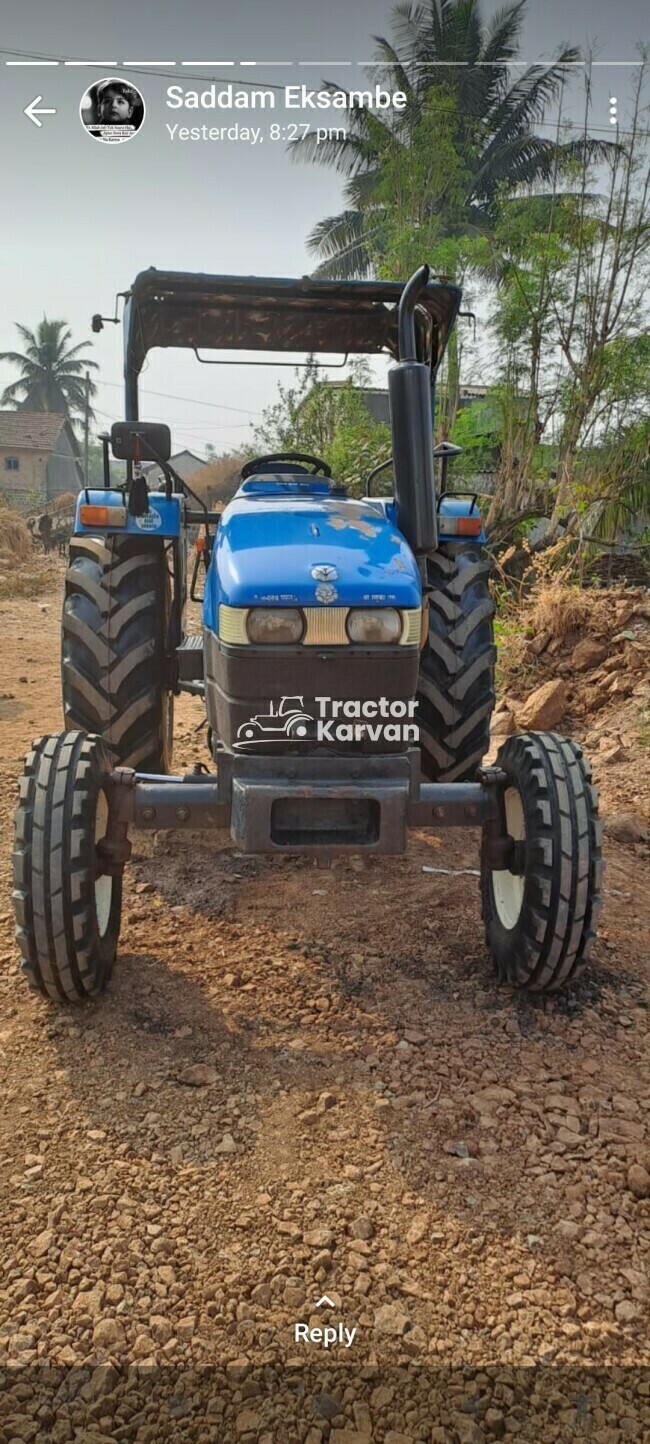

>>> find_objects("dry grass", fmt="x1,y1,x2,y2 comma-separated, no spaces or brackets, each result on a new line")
0,505,32,563
187,455,245,505
0,552,62,600
495,581,616,695
48,491,77,515
526,582,611,641
0,501,64,597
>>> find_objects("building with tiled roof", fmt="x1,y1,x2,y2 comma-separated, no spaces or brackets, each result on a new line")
0,412,83,501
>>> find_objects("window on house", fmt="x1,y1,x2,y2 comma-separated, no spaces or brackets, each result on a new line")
4,457,20,472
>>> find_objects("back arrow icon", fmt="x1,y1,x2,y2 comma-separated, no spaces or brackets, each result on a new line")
24,97,57,128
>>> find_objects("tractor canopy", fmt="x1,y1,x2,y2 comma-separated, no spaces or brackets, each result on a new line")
122,268,462,417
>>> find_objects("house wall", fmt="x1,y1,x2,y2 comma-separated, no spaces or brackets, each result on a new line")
361,391,391,426
0,447,48,496
45,430,82,498
145,453,206,487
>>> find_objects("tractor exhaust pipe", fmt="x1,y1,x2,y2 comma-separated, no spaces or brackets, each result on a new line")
388,264,437,555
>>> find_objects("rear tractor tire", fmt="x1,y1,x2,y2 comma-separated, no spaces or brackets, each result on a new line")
417,541,495,782
13,732,123,1002
62,535,173,774
481,732,603,992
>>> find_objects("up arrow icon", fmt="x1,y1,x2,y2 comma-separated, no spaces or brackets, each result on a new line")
314,1295,335,1309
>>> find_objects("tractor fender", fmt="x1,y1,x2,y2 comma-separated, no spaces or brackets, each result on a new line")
74,489,183,539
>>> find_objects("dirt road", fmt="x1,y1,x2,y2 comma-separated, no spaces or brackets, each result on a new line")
0,566,648,1442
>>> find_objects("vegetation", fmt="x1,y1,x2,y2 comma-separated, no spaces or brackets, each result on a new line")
288,0,649,566
291,0,589,280
85,441,123,488
186,452,246,504
252,358,392,497
484,61,650,543
0,319,98,425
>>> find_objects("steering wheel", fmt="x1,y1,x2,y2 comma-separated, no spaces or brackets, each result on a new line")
241,451,332,480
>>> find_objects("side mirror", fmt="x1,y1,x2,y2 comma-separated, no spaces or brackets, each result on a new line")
433,442,463,458
433,441,463,497
111,421,171,463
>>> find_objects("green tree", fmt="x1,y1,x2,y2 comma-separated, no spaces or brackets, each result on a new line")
482,191,577,522
485,59,650,535
363,86,492,436
449,395,502,478
0,319,98,423
291,0,586,279
85,440,123,488
439,40,647,543
252,359,392,496
577,417,650,545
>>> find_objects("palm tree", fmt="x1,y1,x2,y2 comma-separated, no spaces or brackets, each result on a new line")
0,319,98,423
291,0,593,278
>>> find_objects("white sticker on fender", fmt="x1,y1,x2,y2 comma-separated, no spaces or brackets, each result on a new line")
135,507,163,531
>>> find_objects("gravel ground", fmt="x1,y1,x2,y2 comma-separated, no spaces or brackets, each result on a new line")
0,568,648,1442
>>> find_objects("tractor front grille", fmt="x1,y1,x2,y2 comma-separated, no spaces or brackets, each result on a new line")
218,604,421,647
302,608,349,645
205,628,422,756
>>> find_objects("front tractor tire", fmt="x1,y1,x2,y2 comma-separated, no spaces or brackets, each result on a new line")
481,733,603,993
62,535,173,774
13,732,123,1002
417,541,496,782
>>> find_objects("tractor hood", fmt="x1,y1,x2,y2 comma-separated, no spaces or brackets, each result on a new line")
207,485,422,619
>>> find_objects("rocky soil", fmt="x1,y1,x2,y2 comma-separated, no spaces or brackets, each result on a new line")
489,587,650,833
0,562,648,1442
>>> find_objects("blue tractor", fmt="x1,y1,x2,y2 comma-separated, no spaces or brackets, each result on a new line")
12,265,602,1001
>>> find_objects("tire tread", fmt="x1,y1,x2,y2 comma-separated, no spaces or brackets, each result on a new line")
418,541,495,782
62,535,172,773
481,731,603,992
12,732,122,1002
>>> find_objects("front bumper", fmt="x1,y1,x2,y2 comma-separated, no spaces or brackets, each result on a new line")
108,751,495,858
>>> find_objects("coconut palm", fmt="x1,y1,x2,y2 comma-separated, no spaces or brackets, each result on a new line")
291,0,594,278
0,319,98,422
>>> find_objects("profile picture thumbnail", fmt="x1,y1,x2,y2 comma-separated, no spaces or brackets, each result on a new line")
80,78,145,144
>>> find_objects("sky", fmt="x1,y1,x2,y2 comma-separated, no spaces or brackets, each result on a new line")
1,0,648,459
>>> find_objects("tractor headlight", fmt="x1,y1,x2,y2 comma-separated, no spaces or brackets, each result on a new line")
246,608,304,645
346,608,402,645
